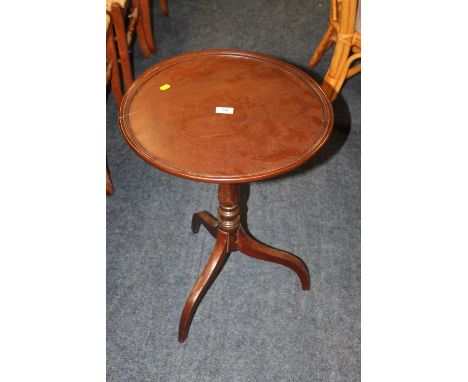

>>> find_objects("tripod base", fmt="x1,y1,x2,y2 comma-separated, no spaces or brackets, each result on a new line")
178,184,310,343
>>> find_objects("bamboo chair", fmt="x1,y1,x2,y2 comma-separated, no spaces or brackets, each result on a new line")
308,0,361,102
106,15,123,195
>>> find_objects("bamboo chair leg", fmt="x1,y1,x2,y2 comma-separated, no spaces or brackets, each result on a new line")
346,62,361,79
160,0,169,16
111,3,133,89
337,53,360,82
321,40,351,101
308,23,335,68
131,0,152,58
139,0,157,54
322,48,347,102
322,50,360,101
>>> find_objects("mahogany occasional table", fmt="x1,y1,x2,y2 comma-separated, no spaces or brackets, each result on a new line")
119,49,333,342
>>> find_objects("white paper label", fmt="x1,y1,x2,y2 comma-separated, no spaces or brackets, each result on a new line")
215,106,234,114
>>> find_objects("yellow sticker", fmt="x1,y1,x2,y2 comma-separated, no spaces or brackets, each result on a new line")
159,84,171,91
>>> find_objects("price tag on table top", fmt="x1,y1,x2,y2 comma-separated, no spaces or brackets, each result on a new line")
215,106,234,114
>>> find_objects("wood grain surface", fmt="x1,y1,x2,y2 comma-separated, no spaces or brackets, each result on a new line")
119,49,333,183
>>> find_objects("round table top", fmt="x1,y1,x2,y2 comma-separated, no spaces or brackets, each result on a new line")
119,49,333,184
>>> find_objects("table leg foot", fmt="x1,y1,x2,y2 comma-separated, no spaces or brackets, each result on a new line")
191,211,218,238
237,226,310,290
178,231,229,343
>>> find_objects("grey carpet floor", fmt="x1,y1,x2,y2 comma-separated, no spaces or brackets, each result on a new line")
106,1,360,381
